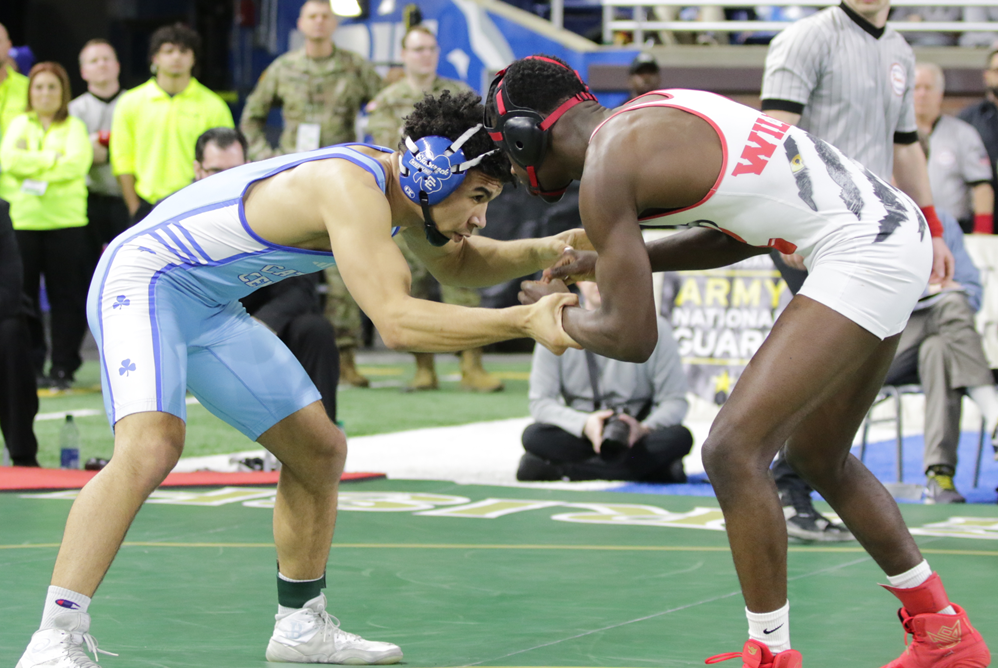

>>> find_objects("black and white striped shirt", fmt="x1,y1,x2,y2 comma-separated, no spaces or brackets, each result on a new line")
761,2,918,181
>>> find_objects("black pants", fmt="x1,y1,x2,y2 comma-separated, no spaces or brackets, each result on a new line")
87,192,131,262
281,313,340,423
521,422,693,482
131,197,155,226
0,314,39,465
16,227,91,378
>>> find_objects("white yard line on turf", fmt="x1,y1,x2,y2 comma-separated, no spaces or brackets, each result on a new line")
38,393,977,489
36,396,201,421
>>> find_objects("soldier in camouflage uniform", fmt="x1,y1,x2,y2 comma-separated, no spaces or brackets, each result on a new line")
240,0,383,386
364,26,503,392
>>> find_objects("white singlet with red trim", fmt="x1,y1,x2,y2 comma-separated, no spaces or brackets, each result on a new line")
590,89,933,339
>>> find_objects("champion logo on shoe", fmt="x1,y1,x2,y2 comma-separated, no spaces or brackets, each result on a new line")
30,638,51,653
927,620,963,649
748,644,759,655
55,599,80,610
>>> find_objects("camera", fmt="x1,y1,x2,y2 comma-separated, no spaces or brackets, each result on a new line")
600,412,631,460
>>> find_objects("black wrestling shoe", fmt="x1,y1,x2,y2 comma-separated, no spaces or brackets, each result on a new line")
780,488,854,542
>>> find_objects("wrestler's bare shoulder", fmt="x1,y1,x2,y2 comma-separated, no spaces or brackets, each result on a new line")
589,95,716,160
243,147,395,251
582,95,722,212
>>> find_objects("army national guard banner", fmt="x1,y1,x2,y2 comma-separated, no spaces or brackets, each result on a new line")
659,254,792,405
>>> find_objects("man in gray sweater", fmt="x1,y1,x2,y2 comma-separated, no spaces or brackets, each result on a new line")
519,281,692,482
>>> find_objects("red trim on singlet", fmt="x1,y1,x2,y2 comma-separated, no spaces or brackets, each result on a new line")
718,228,747,244
768,238,797,254
589,90,729,223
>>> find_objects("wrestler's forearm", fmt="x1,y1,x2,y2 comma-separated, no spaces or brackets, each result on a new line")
373,298,532,352
435,236,560,288
645,228,769,272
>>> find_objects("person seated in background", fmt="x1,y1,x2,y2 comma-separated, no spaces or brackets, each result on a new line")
518,281,693,482
192,126,249,180
884,137,998,503
193,127,341,423
914,62,994,234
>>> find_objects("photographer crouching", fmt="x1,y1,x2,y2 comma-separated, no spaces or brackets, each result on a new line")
518,281,693,482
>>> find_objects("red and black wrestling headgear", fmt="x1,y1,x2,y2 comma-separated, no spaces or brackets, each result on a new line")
484,55,596,203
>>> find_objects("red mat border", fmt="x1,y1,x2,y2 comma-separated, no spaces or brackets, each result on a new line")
0,468,385,491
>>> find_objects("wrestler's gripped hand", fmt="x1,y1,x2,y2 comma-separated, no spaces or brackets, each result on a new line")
536,228,594,268
553,228,594,252
543,249,598,285
524,291,581,355
519,277,571,306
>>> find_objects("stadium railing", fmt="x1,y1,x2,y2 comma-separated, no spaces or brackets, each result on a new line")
597,0,998,49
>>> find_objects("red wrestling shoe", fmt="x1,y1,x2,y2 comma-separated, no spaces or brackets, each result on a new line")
706,640,802,668
881,605,990,668
881,573,989,668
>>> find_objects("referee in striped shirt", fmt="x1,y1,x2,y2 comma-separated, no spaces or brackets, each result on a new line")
760,0,954,542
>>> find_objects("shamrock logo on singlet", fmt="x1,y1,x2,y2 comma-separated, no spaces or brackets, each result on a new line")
112,295,130,309
119,359,136,376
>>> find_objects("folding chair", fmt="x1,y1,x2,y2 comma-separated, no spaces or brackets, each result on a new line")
859,384,990,486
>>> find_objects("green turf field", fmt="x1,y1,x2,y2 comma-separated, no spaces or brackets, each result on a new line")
21,356,534,468
2,478,996,667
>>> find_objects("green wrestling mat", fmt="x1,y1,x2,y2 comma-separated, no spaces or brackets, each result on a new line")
1,478,996,667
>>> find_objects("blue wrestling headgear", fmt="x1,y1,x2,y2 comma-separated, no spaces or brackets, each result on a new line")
399,124,497,247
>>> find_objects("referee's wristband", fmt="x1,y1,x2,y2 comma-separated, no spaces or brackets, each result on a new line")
920,205,944,238
974,213,993,234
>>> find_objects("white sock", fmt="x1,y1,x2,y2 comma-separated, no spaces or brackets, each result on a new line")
746,600,791,654
966,385,998,437
886,560,956,614
40,586,91,630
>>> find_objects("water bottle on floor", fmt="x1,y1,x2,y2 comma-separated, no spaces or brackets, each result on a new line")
59,415,80,469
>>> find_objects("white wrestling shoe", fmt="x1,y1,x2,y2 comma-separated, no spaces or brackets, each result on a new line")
266,593,402,664
16,610,117,668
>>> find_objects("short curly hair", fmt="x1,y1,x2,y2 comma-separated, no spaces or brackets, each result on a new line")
402,89,512,184
149,23,201,62
500,55,587,115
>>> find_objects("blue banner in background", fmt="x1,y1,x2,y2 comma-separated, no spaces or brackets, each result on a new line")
229,1,641,139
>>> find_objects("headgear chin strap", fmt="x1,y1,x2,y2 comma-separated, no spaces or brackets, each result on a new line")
398,124,497,246
484,55,596,203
